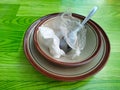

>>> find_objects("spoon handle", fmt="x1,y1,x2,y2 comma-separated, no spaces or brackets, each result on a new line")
81,6,98,26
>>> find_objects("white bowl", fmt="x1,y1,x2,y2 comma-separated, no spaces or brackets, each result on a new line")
33,13,102,67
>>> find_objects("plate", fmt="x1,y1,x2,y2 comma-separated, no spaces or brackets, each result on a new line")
23,15,110,81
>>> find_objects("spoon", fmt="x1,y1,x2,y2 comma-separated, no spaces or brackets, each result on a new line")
60,6,98,53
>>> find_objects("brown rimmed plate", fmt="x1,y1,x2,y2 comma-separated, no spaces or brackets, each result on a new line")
23,13,110,81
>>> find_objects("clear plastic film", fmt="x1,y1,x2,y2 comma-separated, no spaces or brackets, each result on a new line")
37,12,87,59
60,12,87,59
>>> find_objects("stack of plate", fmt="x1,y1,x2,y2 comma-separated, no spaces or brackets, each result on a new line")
23,13,110,81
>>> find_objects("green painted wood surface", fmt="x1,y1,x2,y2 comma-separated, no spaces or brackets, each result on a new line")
0,0,120,90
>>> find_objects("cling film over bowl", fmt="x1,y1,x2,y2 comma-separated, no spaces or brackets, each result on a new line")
37,12,87,59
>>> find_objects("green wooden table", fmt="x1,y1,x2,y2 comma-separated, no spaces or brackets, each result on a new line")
0,0,120,90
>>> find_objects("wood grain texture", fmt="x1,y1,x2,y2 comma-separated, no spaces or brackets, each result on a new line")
0,0,120,90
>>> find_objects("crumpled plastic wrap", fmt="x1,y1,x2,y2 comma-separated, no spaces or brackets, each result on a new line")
37,26,65,58
59,12,87,59
37,12,87,59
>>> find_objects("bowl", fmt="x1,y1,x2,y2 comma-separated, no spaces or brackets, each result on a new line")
33,13,101,67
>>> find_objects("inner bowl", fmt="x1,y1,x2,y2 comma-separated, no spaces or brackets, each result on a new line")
33,13,101,67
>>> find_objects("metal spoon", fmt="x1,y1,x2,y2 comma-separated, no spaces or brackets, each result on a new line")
59,6,98,53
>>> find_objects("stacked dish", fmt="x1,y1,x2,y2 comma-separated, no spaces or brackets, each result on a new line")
23,13,110,81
